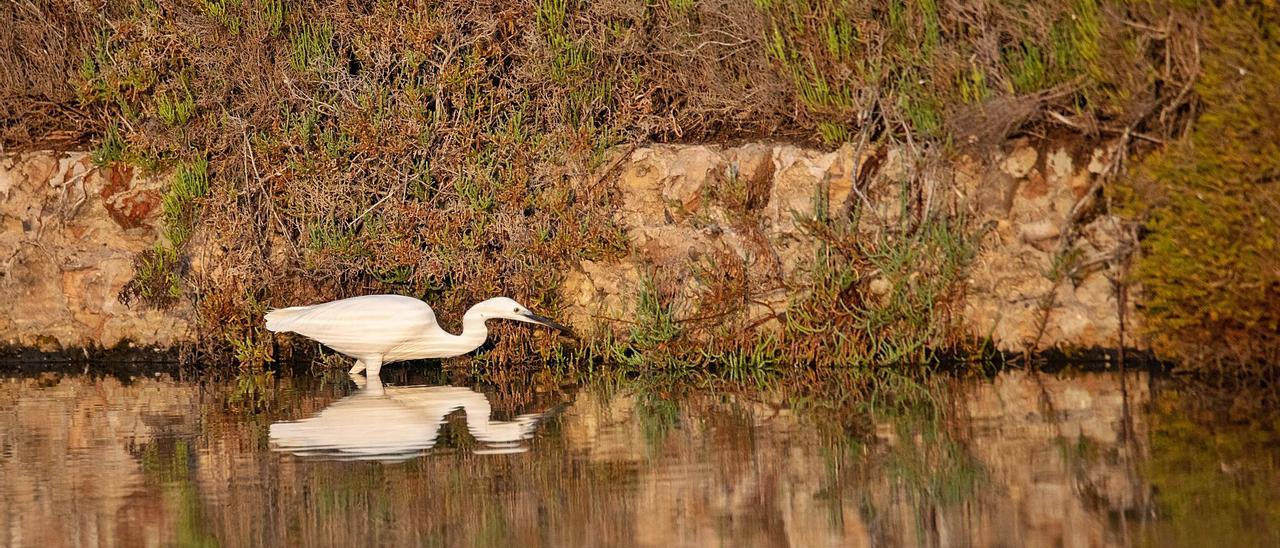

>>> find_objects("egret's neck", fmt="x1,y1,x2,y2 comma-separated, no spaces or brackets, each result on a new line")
460,393,494,437
443,305,490,356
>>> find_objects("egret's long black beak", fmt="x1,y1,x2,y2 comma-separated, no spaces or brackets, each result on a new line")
521,311,577,339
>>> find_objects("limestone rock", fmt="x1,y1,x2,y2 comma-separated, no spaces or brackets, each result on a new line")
569,139,1139,353
1001,144,1038,178
1020,219,1061,250
963,139,1140,352
660,145,718,214
1086,147,1110,174
1045,148,1074,185
617,148,670,228
560,259,643,333
0,152,193,349
727,143,776,207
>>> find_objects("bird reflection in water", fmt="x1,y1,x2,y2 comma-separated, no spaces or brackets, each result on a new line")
269,375,549,461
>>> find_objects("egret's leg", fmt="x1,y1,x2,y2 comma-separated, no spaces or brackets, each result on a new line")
349,359,367,375
349,373,367,390
363,374,385,394
365,356,384,377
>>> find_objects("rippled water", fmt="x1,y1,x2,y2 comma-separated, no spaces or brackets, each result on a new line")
2,363,1278,547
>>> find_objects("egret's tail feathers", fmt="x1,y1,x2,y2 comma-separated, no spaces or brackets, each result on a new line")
264,306,313,332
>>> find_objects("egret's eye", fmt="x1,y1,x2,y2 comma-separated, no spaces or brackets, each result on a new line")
513,307,519,313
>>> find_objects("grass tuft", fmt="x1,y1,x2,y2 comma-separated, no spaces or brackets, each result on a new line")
90,124,127,166
119,243,183,308
290,20,335,74
162,158,210,248
155,88,196,126
200,0,244,34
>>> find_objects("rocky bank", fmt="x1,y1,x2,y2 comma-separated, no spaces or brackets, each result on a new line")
0,141,1138,354
562,139,1139,353
0,152,191,349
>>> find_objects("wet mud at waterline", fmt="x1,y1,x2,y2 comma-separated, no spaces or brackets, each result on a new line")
2,363,1278,547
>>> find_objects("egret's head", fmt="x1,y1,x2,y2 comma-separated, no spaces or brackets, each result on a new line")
472,297,576,337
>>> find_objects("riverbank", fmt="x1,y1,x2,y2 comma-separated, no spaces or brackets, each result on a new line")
1,1,1276,375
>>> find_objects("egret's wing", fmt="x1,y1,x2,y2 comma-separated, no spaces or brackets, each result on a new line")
265,295,437,358
268,394,440,460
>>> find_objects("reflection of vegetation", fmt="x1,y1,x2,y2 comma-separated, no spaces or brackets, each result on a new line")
637,392,681,457
140,439,219,548
1053,433,1100,469
314,465,393,520
1139,390,1280,546
476,507,511,547
790,375,985,546
879,405,984,508
228,369,276,413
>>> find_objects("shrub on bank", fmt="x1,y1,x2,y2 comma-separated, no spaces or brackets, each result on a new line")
1119,7,1280,374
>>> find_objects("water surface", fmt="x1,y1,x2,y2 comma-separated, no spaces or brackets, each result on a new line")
2,364,1278,547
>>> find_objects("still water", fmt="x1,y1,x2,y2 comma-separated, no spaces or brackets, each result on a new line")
1,363,1278,547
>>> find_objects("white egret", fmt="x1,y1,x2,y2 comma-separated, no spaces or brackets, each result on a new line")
263,295,573,376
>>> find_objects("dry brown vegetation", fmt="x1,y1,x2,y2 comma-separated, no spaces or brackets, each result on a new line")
2,0,1264,374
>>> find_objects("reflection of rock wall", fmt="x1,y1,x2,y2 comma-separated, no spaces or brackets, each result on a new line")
0,371,1160,547
559,390,873,547
0,375,201,547
867,370,1152,547
0,152,192,349
555,374,1150,548
964,371,1150,546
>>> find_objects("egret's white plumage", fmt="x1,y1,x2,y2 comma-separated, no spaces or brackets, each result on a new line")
264,294,571,375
